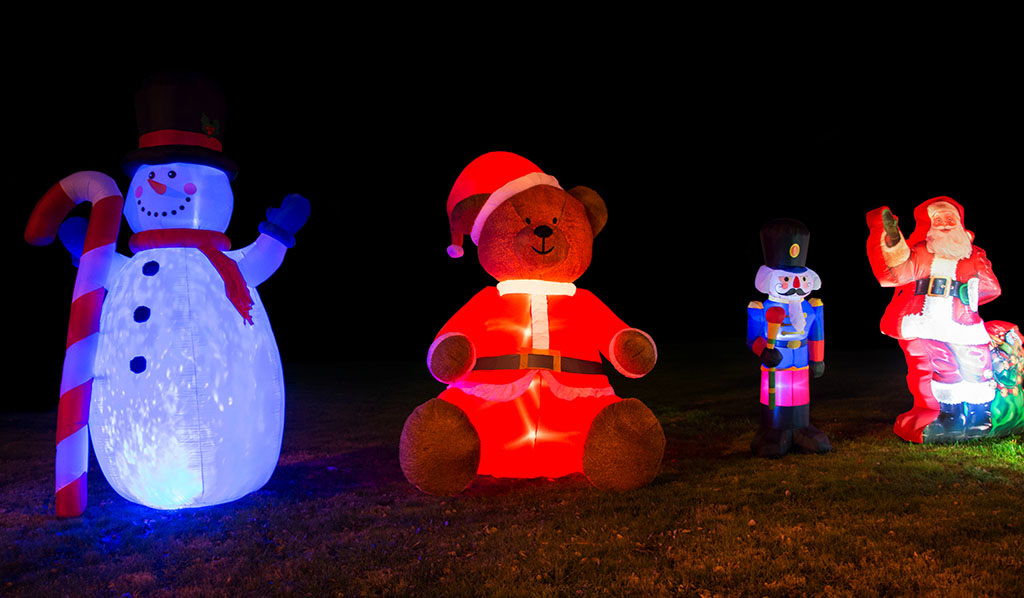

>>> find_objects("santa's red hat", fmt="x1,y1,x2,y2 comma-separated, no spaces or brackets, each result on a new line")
445,151,561,258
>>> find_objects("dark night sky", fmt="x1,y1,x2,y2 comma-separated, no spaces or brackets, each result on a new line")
6,37,1020,410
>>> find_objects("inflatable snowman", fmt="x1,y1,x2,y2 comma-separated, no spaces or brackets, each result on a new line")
25,74,309,515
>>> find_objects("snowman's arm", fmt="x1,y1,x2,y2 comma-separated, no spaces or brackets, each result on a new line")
228,193,309,286
227,234,288,287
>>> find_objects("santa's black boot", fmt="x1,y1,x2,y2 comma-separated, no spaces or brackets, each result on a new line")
751,405,794,458
964,401,993,440
922,401,967,443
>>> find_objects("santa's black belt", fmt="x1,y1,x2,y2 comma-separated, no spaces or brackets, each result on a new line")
474,352,604,375
915,277,964,299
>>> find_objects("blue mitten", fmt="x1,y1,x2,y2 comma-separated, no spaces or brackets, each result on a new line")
58,217,88,267
259,194,310,248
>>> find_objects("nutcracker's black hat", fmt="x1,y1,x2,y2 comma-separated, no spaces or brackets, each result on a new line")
121,72,238,180
760,218,810,272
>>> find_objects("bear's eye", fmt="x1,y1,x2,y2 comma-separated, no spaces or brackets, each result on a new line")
552,217,558,224
525,217,532,225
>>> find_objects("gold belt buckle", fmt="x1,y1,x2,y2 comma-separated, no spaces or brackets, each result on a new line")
786,340,803,349
519,349,562,372
927,277,951,297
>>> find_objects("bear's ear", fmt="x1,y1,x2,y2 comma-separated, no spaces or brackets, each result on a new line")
568,186,608,238
449,193,489,235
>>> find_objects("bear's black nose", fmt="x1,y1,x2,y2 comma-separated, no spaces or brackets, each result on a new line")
533,225,553,239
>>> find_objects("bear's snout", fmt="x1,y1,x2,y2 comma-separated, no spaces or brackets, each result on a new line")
533,225,554,239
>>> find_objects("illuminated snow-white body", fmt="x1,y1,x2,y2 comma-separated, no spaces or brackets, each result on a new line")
89,163,289,509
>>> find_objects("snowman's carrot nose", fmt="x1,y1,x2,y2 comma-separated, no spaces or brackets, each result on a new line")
148,179,167,194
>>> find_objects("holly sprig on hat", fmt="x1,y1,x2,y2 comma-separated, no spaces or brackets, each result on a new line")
200,113,220,138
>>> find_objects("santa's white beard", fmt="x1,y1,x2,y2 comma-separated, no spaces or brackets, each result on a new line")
926,226,972,260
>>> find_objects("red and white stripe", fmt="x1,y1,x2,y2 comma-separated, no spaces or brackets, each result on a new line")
26,172,123,517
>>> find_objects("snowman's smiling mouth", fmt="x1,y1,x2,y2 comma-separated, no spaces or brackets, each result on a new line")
138,195,192,218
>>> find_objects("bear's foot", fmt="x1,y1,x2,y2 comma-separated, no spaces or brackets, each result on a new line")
400,398,480,495
582,398,665,491
751,426,793,458
792,424,832,453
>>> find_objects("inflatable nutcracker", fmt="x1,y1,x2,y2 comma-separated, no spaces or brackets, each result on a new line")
747,219,831,457
866,197,1023,443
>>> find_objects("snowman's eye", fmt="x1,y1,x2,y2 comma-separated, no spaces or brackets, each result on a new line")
148,171,155,179
168,171,176,179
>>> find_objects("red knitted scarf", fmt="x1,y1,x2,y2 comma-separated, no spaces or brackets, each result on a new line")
129,229,254,325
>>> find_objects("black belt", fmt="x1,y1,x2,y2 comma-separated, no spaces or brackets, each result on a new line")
914,277,964,299
474,351,604,375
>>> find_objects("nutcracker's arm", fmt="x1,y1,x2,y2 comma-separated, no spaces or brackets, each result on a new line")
808,298,825,378
746,301,767,355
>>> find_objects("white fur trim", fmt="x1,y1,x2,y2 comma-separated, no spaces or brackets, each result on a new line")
469,172,561,245
881,233,910,267
608,328,657,379
453,371,537,402
538,370,615,400
926,201,959,219
497,280,576,297
447,244,464,258
531,294,549,351
452,370,615,402
931,379,996,405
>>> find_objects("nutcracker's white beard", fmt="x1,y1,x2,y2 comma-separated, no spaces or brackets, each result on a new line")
784,297,807,333
926,225,972,260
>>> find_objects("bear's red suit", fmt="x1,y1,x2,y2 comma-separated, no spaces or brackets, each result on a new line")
400,152,664,495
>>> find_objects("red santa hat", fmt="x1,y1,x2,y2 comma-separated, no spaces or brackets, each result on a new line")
445,151,561,258
906,196,972,247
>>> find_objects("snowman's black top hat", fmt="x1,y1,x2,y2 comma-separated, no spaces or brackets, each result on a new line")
121,72,238,179
760,218,810,272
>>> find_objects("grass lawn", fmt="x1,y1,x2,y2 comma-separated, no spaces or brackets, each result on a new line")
2,342,1021,597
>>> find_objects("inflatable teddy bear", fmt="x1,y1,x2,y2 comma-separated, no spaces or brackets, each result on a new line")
399,151,665,495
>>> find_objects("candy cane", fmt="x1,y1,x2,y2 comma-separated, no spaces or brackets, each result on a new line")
25,172,123,517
